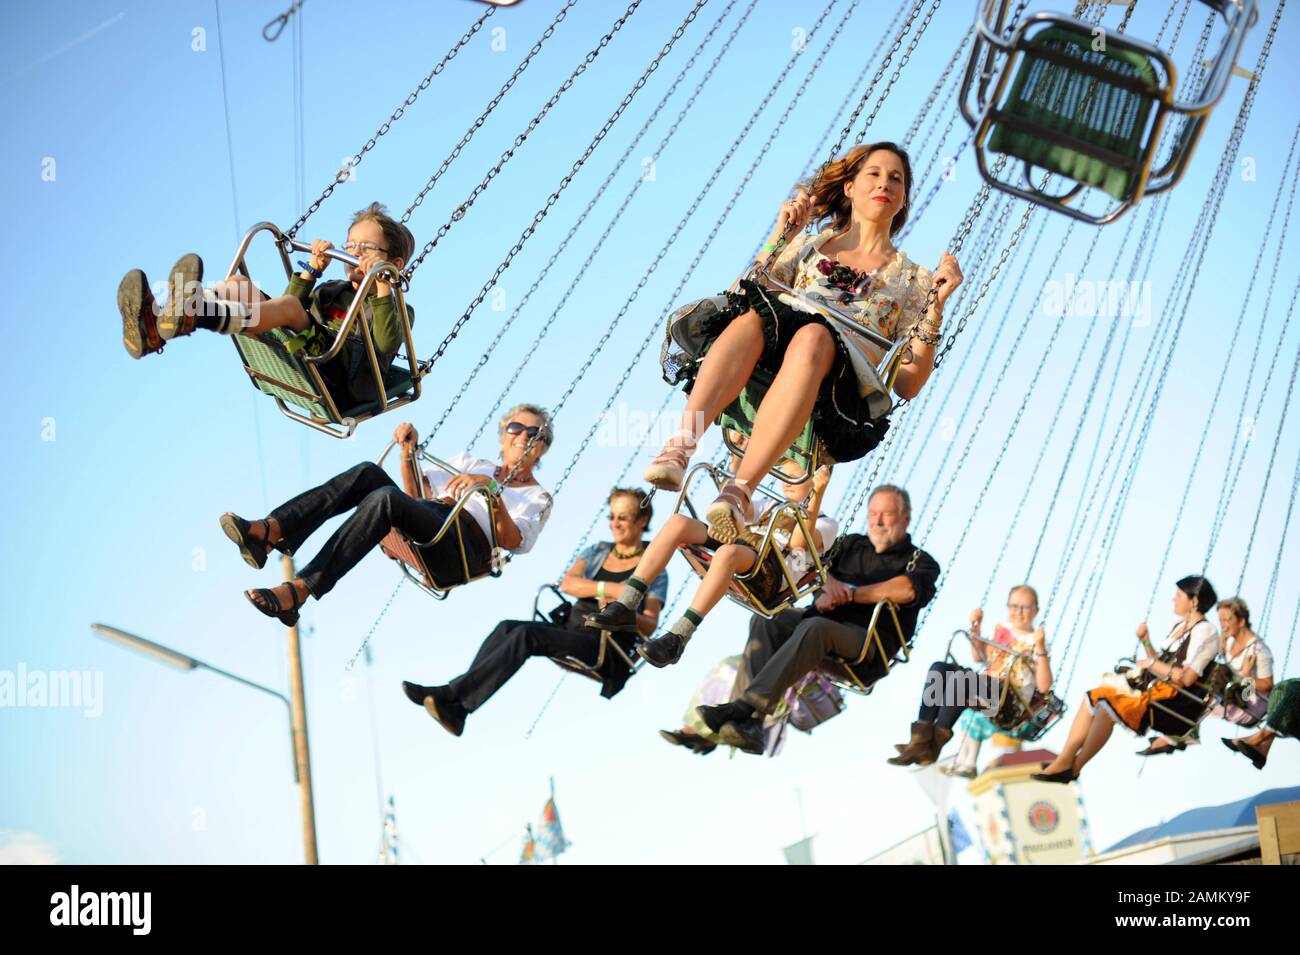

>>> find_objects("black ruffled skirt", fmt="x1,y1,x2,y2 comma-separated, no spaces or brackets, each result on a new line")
691,279,889,464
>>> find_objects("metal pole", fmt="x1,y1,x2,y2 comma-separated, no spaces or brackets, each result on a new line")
284,555,319,865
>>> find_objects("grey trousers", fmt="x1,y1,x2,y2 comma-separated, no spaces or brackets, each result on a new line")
732,609,882,712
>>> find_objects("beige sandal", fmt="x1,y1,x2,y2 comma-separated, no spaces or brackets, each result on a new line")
706,480,753,544
643,434,697,492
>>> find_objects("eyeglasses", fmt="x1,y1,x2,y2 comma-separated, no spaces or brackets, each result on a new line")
506,421,545,440
341,240,390,256
1007,603,1037,612
607,513,636,523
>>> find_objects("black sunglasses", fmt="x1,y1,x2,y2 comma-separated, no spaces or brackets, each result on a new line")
506,421,544,440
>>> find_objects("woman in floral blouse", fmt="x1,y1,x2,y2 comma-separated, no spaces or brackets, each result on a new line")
647,141,963,546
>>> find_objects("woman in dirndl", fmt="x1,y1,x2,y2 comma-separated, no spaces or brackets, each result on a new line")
1143,595,1274,756
646,142,963,546
1033,576,1220,783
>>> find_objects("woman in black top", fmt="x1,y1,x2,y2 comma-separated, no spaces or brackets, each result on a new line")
401,488,668,737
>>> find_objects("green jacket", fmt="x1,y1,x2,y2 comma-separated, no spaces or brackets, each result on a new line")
284,273,415,360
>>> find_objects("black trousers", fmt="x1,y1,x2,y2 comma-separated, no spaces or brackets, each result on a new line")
916,660,1003,731
733,608,886,712
449,620,629,711
269,461,489,598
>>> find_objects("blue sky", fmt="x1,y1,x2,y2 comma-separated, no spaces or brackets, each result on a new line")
2,0,1298,865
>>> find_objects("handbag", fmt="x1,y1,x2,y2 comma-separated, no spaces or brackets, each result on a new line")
786,672,846,733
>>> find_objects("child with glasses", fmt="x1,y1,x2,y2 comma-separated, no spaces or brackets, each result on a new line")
117,201,416,410
888,585,1053,768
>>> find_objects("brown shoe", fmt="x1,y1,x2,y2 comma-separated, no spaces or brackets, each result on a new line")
887,722,935,766
118,269,165,359
925,726,954,765
158,253,204,340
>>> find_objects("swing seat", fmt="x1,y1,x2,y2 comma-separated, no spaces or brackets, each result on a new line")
672,462,828,618
234,330,419,438
531,585,642,682
718,371,822,484
823,600,910,696
374,444,503,600
226,221,423,438
961,0,1260,224
945,627,1067,740
987,26,1160,202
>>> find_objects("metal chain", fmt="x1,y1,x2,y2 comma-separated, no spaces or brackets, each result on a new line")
1024,196,1167,582
403,0,650,281
263,0,305,43
411,0,705,396
1234,285,1300,593
1257,370,1300,634
755,0,924,278
1141,118,1300,600
916,221,1103,630
1203,123,1300,562
975,203,1154,608
400,1,579,223
450,0,756,449
549,0,858,497
1054,13,1281,693
285,6,494,238
1027,0,1212,589
345,578,405,671
851,0,942,144
904,28,971,147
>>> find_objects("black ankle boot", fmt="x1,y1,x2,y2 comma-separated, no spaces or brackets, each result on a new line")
696,700,756,735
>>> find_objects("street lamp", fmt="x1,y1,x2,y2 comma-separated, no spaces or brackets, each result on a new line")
91,556,319,864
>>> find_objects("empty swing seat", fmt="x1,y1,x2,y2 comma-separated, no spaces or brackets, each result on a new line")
988,26,1160,201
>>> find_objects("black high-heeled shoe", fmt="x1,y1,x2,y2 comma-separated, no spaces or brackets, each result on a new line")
1136,740,1185,757
244,584,306,626
1030,766,1079,784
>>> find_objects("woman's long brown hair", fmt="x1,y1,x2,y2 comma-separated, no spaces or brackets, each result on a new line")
798,141,914,237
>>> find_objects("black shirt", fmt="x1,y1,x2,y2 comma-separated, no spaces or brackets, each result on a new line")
811,532,940,641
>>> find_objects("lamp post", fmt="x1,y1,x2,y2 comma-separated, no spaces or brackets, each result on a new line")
92,554,319,864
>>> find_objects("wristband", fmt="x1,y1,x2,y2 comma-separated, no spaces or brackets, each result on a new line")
761,238,787,254
485,477,502,497
297,259,323,280
597,581,606,600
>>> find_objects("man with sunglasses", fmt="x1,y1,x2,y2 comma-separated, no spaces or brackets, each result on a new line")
220,407,553,627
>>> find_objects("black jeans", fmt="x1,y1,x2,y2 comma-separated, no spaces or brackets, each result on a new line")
449,621,632,711
269,461,488,598
734,609,887,713
916,660,1002,731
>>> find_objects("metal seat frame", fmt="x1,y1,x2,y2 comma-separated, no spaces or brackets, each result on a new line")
375,441,506,600
225,221,423,438
531,584,642,682
960,0,1259,224
672,461,828,619
944,628,1066,742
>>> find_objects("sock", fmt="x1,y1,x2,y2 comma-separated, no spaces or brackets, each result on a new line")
615,576,647,610
193,291,248,334
668,608,703,643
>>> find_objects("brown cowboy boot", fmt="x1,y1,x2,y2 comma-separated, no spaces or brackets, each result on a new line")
887,722,935,766
921,726,954,766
